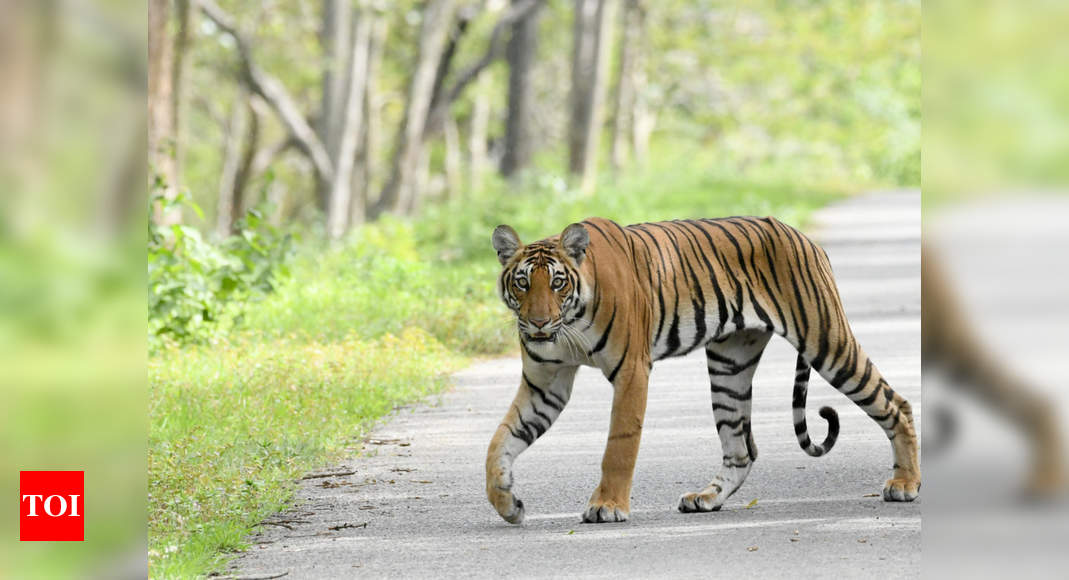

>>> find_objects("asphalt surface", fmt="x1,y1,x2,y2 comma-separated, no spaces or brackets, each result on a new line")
231,191,921,579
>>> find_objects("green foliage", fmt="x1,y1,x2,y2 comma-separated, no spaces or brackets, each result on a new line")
647,0,920,187
149,329,460,578
240,218,510,354
147,195,293,350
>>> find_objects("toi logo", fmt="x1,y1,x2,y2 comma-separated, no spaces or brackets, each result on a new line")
19,471,84,541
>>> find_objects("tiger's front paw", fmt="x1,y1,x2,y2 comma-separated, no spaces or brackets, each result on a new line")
488,486,525,524
883,477,920,502
678,488,724,513
581,500,629,523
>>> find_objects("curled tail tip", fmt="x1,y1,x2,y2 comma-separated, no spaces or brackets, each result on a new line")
817,405,840,453
798,406,840,457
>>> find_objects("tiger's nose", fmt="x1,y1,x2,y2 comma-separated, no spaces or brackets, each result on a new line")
529,317,551,329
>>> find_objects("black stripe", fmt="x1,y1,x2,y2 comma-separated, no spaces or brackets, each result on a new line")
716,416,746,431
524,373,564,412
607,342,630,383
588,304,617,355
522,341,563,364
707,350,763,376
842,360,874,396
709,382,752,401
677,221,730,337
855,386,882,407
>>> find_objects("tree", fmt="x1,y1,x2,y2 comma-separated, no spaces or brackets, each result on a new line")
371,0,543,217
500,0,544,178
610,0,643,173
568,0,614,195
369,0,458,218
173,0,195,197
350,14,388,228
215,90,263,238
326,14,372,239
316,0,351,212
148,0,179,225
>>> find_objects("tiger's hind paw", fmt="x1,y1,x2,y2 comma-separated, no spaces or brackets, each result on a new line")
883,477,920,502
488,487,526,524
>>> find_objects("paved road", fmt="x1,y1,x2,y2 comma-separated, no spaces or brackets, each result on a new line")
232,191,921,579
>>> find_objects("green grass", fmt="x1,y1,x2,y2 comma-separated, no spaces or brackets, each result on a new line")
148,330,462,577
147,150,849,577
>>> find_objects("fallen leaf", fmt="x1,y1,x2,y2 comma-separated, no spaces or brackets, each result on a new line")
863,493,880,498
745,498,758,509
789,538,800,543
568,530,575,535
747,546,759,552
857,538,868,544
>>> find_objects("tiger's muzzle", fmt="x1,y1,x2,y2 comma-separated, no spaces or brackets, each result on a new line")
522,317,560,342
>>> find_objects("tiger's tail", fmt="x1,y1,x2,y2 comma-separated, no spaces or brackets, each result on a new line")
793,354,840,457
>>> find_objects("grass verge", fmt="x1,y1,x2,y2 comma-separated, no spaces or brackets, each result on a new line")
148,329,461,577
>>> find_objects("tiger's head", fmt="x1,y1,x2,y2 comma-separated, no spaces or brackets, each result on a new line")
492,223,591,343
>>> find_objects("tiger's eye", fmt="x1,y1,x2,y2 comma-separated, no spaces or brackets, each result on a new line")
551,278,566,291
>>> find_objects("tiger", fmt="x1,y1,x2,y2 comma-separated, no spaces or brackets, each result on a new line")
485,217,920,524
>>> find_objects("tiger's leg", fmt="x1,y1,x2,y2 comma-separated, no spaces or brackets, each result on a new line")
679,329,773,513
582,358,650,523
486,365,578,524
810,337,921,502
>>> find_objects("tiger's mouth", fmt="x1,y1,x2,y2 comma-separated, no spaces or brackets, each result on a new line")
524,331,557,343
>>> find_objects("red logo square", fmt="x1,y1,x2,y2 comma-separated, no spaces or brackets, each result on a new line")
19,471,84,541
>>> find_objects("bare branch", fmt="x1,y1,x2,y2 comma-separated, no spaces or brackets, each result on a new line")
250,136,297,179
199,0,334,183
423,0,543,139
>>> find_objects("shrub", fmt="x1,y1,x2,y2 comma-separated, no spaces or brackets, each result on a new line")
147,195,293,350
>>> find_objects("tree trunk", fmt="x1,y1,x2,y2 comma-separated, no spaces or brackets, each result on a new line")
629,0,652,164
216,91,263,238
317,0,352,212
468,74,491,193
568,0,614,196
173,0,195,196
351,15,388,228
370,0,457,219
443,111,462,200
610,0,639,173
500,0,543,178
216,89,248,238
327,13,372,239
149,0,179,225
231,96,262,231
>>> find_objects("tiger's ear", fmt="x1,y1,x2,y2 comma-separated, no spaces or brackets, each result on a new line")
560,223,590,265
492,225,522,266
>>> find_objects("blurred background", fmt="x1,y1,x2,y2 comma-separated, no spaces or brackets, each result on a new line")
1,0,925,577
924,0,1069,577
